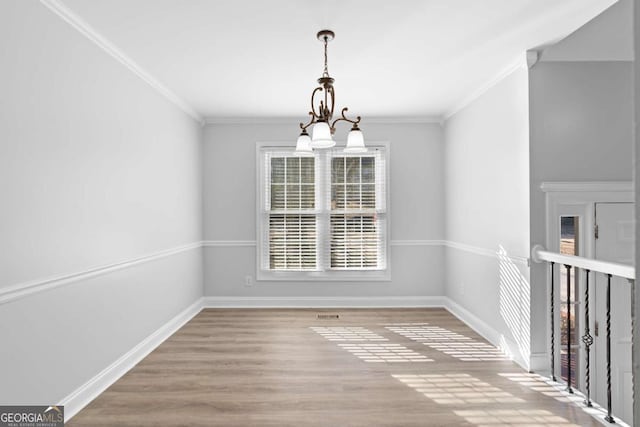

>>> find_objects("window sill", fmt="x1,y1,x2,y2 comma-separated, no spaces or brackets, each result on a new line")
256,269,391,282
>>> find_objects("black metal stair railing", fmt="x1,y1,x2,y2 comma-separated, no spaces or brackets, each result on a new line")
564,263,574,394
605,273,614,424
582,269,593,408
534,245,634,425
546,260,633,424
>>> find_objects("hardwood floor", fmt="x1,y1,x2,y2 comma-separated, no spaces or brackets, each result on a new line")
68,308,600,426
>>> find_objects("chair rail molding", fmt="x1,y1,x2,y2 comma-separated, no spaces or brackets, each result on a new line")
0,242,203,305
444,241,529,266
202,239,447,247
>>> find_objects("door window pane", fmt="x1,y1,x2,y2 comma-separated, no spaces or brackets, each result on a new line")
559,216,579,388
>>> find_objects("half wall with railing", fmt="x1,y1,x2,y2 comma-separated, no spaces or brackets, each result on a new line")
531,245,635,425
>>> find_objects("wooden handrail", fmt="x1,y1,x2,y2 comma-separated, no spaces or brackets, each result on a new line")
531,245,635,280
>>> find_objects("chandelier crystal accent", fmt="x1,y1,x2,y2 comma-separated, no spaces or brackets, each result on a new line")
296,30,366,153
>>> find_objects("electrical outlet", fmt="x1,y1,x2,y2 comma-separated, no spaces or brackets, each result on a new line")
244,275,253,287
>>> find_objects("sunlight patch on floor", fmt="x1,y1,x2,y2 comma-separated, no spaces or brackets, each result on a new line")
425,341,510,361
453,409,581,426
385,324,472,341
310,326,387,341
385,324,509,361
338,343,432,363
498,373,582,403
497,373,632,427
393,373,523,405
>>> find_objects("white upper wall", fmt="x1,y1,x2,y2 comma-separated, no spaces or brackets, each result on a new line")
443,65,531,368
540,0,633,62
445,65,530,257
0,1,203,288
0,0,203,407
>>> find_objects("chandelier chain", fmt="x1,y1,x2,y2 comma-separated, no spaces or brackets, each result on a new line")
322,36,329,78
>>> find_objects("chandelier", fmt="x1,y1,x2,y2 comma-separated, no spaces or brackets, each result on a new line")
295,30,366,155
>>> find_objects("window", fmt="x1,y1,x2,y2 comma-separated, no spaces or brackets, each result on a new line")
258,144,388,280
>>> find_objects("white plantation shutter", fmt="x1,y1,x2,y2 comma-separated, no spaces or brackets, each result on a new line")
261,151,319,271
259,145,388,276
326,149,387,270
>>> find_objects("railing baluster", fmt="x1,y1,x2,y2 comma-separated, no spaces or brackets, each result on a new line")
565,264,574,394
629,278,636,426
582,269,593,407
550,261,556,382
605,273,615,424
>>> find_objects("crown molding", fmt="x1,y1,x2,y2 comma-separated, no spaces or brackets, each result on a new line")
39,0,202,123
203,116,443,127
443,54,528,122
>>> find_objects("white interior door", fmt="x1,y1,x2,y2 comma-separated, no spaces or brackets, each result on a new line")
593,202,634,425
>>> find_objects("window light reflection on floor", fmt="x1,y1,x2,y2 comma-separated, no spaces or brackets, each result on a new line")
453,408,581,426
426,341,510,361
338,343,432,363
386,324,472,341
310,326,387,341
393,374,523,405
498,373,631,426
382,322,431,326
386,324,510,361
498,373,582,403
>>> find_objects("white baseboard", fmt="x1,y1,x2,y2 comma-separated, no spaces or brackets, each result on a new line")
443,297,529,371
202,296,447,308
529,352,549,373
60,298,204,422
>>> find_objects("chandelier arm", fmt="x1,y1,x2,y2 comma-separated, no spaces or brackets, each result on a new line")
299,112,316,131
328,86,335,122
310,86,324,119
331,107,361,129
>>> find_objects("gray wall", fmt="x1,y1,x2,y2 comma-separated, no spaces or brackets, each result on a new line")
0,1,203,404
444,66,531,368
203,122,445,298
633,1,639,422
540,0,632,62
528,60,634,361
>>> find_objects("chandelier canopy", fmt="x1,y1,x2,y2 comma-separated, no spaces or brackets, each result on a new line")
295,30,366,155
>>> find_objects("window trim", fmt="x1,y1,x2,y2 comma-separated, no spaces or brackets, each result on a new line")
255,140,391,282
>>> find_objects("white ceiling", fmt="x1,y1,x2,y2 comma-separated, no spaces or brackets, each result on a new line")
60,0,618,120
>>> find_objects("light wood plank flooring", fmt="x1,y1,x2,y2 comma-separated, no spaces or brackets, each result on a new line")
68,308,600,426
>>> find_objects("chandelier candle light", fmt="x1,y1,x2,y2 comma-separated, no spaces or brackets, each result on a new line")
295,30,366,155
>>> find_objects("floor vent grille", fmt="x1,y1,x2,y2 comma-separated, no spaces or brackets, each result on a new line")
317,314,340,320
